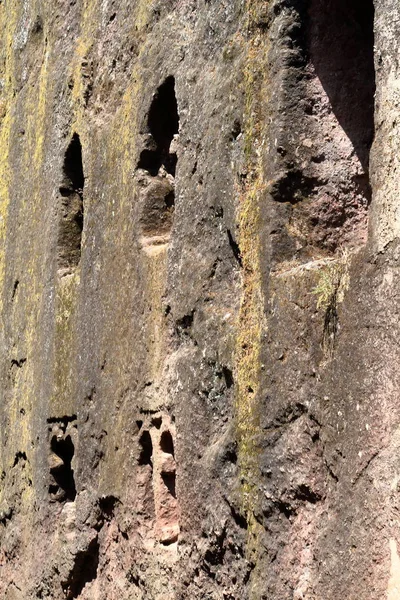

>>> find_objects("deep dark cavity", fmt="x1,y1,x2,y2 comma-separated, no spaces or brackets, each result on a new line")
161,471,176,499
49,434,76,502
137,76,179,176
62,537,99,599
308,0,375,173
60,133,85,196
47,414,77,425
138,430,153,466
98,495,120,522
137,77,179,243
164,190,175,209
147,76,179,173
222,366,234,389
137,428,156,526
152,416,162,429
99,495,120,516
160,430,174,456
58,133,85,271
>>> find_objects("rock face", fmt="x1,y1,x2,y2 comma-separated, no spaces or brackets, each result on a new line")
0,0,399,598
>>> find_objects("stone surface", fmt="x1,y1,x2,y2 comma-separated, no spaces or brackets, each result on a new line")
0,0,399,599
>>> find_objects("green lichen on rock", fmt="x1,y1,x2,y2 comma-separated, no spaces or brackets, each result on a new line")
312,251,350,311
312,251,351,357
235,0,269,547
51,274,80,417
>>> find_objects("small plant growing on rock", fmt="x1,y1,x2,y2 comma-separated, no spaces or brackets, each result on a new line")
312,249,350,356
312,249,350,311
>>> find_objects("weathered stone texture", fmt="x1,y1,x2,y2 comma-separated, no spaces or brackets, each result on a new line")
0,1,399,599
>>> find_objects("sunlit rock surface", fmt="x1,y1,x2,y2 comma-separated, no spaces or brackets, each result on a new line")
0,1,399,599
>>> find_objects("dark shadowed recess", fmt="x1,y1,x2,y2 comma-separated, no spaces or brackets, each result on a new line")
60,133,85,195
161,471,177,499
308,0,375,172
63,537,100,599
49,435,76,502
138,430,153,466
58,133,85,270
138,76,179,176
160,430,174,456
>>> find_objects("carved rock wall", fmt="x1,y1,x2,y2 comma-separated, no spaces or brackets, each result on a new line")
0,1,399,599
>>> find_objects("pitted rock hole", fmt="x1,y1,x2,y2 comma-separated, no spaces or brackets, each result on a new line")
49,434,76,502
161,471,176,499
137,430,156,536
136,416,180,548
58,133,85,272
136,77,179,248
138,430,153,467
48,418,77,502
160,430,174,456
138,76,179,177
